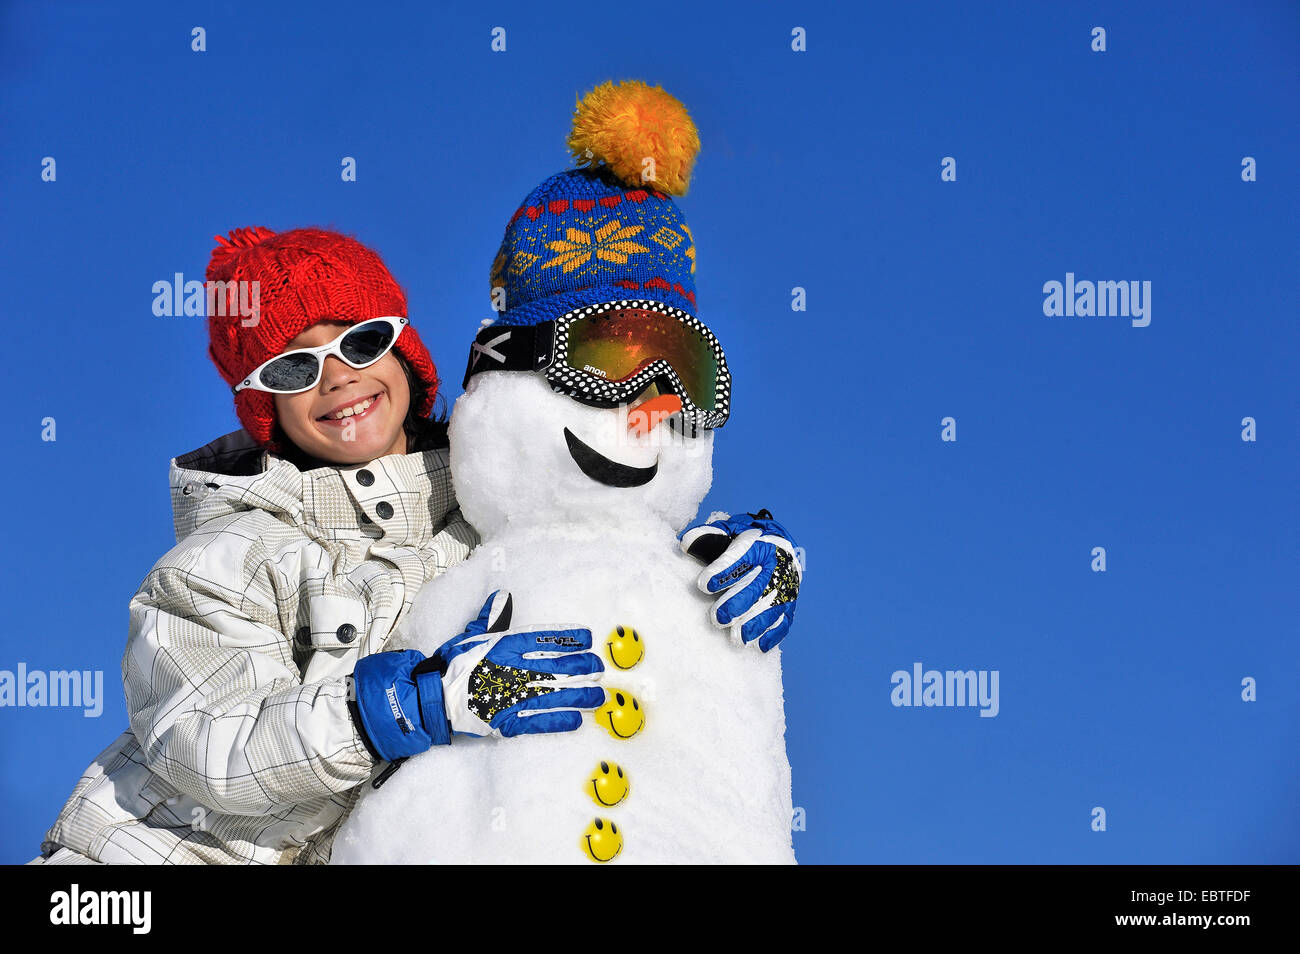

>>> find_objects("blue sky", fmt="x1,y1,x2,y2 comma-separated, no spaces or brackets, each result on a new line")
1,0,1296,863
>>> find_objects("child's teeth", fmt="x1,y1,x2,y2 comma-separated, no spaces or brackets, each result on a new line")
332,396,375,419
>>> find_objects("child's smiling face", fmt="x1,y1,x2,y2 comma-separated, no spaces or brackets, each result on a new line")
273,319,411,465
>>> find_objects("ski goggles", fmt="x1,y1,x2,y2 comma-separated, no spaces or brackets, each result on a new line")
232,317,409,395
462,300,731,429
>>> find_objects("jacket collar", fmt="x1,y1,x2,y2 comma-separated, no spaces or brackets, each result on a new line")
168,420,457,548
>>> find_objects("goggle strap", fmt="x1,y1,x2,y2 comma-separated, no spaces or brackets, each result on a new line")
461,321,555,389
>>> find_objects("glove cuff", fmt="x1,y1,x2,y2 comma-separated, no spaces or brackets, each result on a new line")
414,668,452,747
352,650,433,762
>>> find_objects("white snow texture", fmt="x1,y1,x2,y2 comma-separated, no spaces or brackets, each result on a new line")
332,372,795,864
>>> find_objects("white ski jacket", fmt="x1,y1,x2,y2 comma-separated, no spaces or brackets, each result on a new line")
38,421,477,864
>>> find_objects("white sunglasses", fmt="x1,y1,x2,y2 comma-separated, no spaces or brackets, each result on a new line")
232,317,409,395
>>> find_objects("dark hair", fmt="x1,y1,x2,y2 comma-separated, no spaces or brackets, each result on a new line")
269,351,446,470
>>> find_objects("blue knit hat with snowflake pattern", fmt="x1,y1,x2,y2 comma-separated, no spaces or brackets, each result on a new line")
488,80,701,327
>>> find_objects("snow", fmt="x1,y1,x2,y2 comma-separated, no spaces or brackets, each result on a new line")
331,372,795,863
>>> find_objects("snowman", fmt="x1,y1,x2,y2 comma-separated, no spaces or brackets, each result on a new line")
332,80,802,864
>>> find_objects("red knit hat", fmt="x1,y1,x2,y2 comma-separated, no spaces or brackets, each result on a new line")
205,226,439,452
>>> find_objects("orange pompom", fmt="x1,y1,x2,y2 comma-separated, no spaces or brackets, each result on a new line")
567,80,700,196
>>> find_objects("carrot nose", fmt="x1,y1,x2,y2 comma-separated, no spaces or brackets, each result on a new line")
627,394,683,436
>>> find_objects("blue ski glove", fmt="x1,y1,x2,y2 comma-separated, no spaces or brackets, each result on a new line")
432,590,607,738
679,509,803,652
348,591,606,781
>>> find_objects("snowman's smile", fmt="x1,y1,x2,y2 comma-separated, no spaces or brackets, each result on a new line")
563,428,658,488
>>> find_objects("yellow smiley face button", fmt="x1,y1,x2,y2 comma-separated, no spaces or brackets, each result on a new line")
580,817,623,863
605,625,644,670
587,760,630,807
595,688,645,740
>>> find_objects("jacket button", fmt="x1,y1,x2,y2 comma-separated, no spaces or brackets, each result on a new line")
375,501,394,520
295,625,311,645
336,623,357,643
182,482,196,496
356,469,375,487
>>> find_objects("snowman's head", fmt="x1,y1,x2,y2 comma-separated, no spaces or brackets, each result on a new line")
448,371,714,538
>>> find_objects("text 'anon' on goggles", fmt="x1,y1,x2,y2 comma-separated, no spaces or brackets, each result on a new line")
462,300,731,430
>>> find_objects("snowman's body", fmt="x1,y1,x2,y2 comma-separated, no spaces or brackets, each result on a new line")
332,372,795,864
